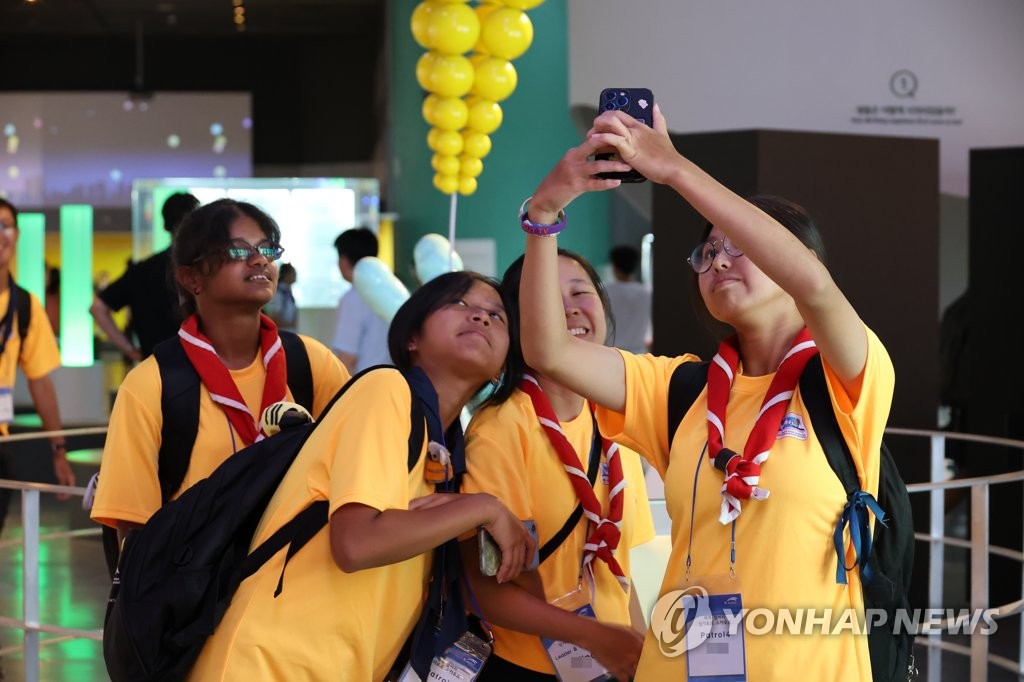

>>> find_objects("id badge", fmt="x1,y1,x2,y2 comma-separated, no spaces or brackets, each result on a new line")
650,574,747,681
0,387,12,425
540,585,615,682
396,631,491,682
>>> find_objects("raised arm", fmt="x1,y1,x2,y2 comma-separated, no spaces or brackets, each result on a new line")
519,140,633,412
591,106,868,384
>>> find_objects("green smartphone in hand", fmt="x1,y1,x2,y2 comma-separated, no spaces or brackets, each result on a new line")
479,520,539,576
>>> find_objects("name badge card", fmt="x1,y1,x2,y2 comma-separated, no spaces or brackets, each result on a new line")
541,585,615,682
0,387,13,424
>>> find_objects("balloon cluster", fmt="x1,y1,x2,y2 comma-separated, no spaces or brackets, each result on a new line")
411,0,544,196
353,234,465,323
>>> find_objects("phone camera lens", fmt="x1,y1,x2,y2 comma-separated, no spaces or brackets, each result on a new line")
602,101,617,111
616,95,630,108
603,90,618,101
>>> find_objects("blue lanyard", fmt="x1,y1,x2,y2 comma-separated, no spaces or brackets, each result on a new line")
684,440,737,581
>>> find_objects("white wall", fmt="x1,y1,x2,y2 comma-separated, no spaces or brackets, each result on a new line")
569,0,1024,198
569,0,1024,310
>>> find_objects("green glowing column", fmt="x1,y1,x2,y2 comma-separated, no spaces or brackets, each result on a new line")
15,212,46,300
59,205,94,366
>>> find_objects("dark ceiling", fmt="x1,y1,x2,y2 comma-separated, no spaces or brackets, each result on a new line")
0,0,387,165
0,0,382,37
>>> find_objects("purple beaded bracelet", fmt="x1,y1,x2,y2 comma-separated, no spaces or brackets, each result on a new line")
519,196,567,237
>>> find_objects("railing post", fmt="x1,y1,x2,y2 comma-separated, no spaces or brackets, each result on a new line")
21,488,41,682
929,434,946,682
970,484,989,682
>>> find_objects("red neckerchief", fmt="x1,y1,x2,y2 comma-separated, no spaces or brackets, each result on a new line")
519,374,629,592
177,312,288,446
706,328,818,524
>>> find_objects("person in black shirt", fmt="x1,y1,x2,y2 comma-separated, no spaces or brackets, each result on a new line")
90,193,199,360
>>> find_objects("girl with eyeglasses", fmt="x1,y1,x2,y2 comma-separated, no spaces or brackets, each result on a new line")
92,199,350,549
516,107,894,681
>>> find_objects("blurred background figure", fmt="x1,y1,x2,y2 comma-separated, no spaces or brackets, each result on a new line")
264,262,298,331
331,227,392,373
604,244,651,354
89,192,199,362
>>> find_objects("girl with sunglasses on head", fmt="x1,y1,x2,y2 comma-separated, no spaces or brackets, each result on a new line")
458,249,654,682
517,107,894,681
92,199,350,548
189,271,536,681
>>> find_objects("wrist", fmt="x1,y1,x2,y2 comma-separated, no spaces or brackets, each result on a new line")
51,442,68,456
520,196,567,237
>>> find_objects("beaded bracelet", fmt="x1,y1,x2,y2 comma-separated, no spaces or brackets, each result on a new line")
519,196,567,237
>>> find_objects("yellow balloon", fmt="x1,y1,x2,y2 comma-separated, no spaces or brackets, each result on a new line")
501,0,545,8
462,131,492,159
427,127,444,151
472,4,499,54
467,99,503,134
410,2,439,49
421,94,443,126
434,96,469,130
428,53,475,97
459,155,483,178
427,3,479,56
416,52,438,91
434,173,459,195
458,176,478,196
432,153,461,176
472,57,517,102
480,8,533,61
433,129,464,156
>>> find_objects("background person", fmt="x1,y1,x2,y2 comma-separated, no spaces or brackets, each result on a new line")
604,244,651,354
90,192,199,361
0,198,74,536
332,227,392,373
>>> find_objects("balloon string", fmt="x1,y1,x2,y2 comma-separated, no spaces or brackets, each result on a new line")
448,192,458,272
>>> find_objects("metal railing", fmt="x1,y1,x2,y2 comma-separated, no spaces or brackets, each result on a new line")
1,427,1022,681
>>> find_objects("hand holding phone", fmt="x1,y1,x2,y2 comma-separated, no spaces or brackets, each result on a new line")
479,519,540,577
595,87,655,183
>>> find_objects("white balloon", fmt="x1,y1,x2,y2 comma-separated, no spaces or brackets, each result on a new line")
353,257,411,323
414,233,464,285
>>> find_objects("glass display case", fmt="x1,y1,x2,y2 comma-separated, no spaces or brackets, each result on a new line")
131,177,380,308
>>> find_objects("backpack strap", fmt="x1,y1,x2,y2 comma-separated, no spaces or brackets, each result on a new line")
667,360,709,449
799,354,859,497
152,333,316,505
799,354,888,587
280,331,313,412
13,282,31,361
154,339,200,505
538,414,603,564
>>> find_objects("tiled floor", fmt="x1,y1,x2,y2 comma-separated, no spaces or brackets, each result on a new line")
1,492,1021,681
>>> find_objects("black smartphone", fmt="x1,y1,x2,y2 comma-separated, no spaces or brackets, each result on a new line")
595,87,655,183
478,519,540,577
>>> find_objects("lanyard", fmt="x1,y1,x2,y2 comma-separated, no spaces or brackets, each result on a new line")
685,440,738,581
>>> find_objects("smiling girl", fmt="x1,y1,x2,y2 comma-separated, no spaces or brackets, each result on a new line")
459,249,654,682
92,199,350,543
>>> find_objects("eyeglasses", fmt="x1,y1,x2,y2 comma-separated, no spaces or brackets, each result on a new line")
224,238,284,262
687,237,743,274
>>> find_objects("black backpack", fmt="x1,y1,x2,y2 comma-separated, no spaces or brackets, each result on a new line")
4,278,32,359
667,355,916,682
99,331,314,578
102,365,427,682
